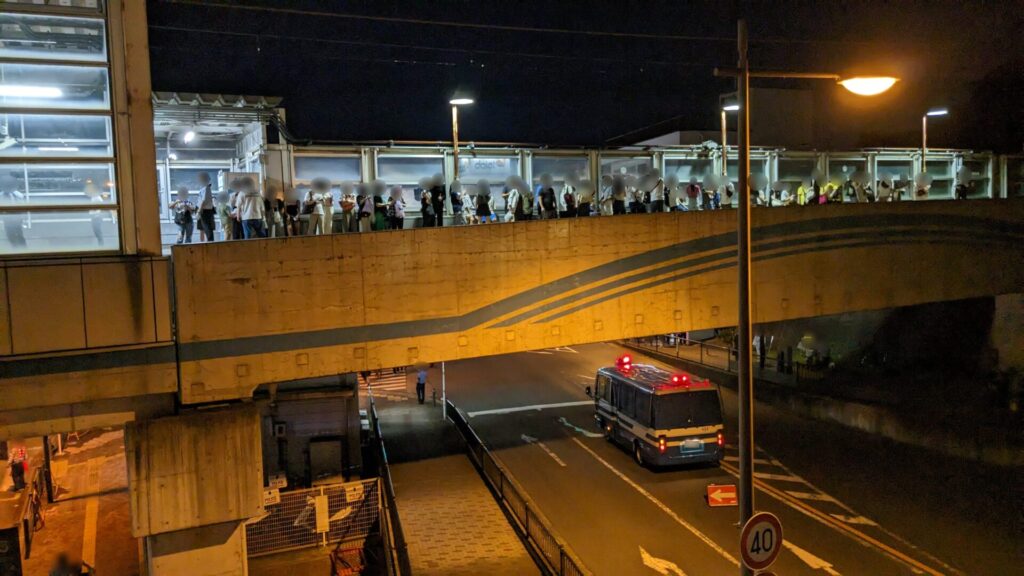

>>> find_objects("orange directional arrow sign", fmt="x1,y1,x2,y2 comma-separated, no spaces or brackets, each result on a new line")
706,483,738,507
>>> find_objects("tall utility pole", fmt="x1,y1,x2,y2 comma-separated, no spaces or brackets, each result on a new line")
734,19,755,576
451,104,461,179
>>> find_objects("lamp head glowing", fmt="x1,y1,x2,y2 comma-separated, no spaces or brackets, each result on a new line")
926,108,949,117
183,130,196,143
838,76,899,96
0,85,63,98
449,98,474,106
722,104,740,112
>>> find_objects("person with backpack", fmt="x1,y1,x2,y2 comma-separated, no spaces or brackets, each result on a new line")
537,174,558,219
475,179,495,223
170,186,197,243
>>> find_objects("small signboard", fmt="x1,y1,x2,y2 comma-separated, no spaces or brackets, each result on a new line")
262,488,280,507
314,494,330,534
706,483,738,507
268,472,287,489
740,512,783,571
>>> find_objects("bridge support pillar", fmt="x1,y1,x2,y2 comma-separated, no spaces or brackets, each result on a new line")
126,405,263,576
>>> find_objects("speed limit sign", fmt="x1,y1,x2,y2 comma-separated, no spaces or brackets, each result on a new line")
739,511,783,570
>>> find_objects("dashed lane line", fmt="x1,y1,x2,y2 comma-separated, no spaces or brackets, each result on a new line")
571,438,740,568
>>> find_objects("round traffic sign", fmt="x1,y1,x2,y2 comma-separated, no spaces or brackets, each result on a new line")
739,511,783,570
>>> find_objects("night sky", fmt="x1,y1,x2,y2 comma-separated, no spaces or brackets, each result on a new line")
147,0,1024,151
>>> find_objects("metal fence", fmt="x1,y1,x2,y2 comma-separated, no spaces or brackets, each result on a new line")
446,399,590,576
245,478,381,557
630,335,826,384
368,396,411,576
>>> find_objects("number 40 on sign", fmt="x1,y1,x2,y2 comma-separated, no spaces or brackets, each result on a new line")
739,511,783,571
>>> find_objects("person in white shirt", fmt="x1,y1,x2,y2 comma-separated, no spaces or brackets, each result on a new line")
599,174,614,215
235,177,266,239
304,178,329,235
388,185,405,229
322,182,335,233
504,176,523,222
339,182,356,233
720,181,735,209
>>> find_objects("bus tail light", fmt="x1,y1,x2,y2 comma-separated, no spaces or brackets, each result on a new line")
716,432,724,447
658,436,667,453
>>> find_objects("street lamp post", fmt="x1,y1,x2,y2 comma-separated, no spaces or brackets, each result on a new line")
922,108,949,173
715,20,897,576
449,98,474,179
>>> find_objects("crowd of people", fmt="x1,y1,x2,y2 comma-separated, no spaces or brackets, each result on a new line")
168,167,977,244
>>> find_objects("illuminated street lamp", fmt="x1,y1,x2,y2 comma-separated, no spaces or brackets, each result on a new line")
449,97,474,179
715,21,896,576
720,97,740,176
922,108,949,172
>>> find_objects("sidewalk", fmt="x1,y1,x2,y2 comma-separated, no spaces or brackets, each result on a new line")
21,428,139,576
375,397,539,576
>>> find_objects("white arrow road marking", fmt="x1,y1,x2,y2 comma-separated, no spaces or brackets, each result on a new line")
558,416,604,438
521,434,567,467
551,346,578,353
572,438,739,567
784,541,842,575
640,546,688,575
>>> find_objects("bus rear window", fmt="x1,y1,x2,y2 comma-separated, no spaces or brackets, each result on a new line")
653,390,722,429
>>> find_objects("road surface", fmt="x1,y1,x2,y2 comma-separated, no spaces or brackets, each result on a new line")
436,342,1020,575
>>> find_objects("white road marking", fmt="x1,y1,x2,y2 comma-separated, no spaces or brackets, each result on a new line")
784,541,842,575
81,458,100,568
640,546,688,575
558,416,604,438
577,374,595,379
786,490,838,503
521,434,567,467
571,438,739,567
526,350,554,355
551,346,578,353
754,472,806,482
722,455,775,466
830,514,878,526
467,400,592,417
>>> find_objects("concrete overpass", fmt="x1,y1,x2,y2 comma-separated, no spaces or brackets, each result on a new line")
3,199,1022,422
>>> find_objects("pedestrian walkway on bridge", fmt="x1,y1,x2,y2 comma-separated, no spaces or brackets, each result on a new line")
373,393,539,576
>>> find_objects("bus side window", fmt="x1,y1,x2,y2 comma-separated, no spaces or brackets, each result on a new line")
620,385,635,419
595,375,610,401
636,391,652,427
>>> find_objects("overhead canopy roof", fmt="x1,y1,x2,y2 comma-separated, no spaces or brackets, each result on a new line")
152,92,283,139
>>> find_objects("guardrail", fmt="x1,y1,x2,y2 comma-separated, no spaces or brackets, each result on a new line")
445,399,590,576
630,335,827,384
368,396,412,576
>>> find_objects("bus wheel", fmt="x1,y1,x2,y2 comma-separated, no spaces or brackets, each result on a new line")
599,419,612,441
633,441,645,466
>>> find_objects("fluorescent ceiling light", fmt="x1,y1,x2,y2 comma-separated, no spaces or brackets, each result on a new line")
183,130,196,143
39,146,79,152
838,76,899,96
0,85,63,98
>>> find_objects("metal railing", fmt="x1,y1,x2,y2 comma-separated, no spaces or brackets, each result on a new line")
368,396,411,576
446,399,590,576
245,478,381,557
629,335,826,384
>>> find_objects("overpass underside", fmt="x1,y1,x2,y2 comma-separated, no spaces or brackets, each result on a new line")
2,200,1023,429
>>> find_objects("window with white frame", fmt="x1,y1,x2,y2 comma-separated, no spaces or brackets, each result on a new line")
531,156,590,191
959,157,991,198
458,155,520,209
0,5,118,255
376,154,443,210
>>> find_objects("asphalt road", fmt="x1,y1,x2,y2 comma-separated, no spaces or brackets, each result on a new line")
438,342,1021,576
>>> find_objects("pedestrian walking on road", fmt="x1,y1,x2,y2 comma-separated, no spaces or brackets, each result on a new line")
416,368,427,404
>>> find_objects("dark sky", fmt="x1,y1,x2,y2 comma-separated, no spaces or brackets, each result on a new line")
147,0,1024,151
